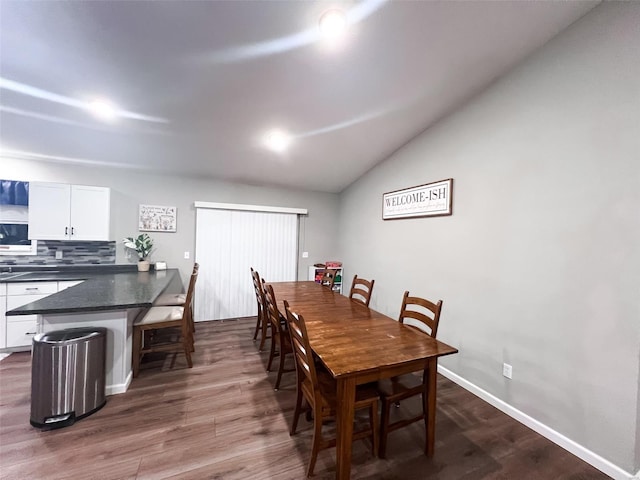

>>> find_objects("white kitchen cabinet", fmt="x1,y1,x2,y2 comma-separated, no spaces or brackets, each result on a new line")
7,281,58,296
6,318,38,349
1,280,86,351
3,282,58,350
29,182,111,241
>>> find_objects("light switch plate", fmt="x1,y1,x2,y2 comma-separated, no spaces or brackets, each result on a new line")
302,252,309,258
184,251,190,259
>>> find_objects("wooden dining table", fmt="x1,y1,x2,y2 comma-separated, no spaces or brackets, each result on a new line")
269,281,458,480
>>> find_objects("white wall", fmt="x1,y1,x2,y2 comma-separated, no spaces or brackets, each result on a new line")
1,158,340,287
339,2,639,475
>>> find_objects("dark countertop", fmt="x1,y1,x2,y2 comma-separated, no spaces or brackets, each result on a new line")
5,268,183,316
0,264,138,283
1,271,100,282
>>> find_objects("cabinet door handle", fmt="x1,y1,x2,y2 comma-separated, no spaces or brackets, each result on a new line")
65,227,68,235
25,287,39,291
71,227,75,235
25,332,37,336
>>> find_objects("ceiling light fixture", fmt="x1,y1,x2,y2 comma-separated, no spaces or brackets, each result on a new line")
88,99,118,122
265,129,291,153
319,9,348,41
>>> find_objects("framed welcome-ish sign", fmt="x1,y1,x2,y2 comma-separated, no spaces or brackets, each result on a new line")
382,178,453,220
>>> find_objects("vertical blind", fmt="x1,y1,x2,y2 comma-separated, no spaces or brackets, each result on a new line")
195,207,298,321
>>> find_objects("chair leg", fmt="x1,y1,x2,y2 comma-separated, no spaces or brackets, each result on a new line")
132,326,142,378
305,403,313,422
274,343,286,391
189,306,196,348
379,398,390,458
258,318,269,352
184,338,193,368
252,313,261,341
307,408,323,477
290,386,303,435
266,332,277,372
183,326,193,354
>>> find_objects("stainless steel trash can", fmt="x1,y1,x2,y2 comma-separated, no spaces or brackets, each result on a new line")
30,327,107,429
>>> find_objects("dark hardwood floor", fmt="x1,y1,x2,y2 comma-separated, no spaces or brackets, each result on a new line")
0,318,609,480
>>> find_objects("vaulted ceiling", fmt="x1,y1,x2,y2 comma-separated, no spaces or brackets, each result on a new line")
0,1,598,193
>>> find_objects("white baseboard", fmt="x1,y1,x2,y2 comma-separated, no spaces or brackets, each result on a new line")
438,366,635,480
106,371,132,396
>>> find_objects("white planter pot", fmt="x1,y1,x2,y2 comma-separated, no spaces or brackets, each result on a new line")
138,260,150,272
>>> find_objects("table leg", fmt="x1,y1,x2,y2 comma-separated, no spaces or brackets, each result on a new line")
336,376,356,480
426,358,438,457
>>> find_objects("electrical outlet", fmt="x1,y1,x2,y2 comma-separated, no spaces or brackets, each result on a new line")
55,250,63,260
184,251,190,259
503,363,513,379
302,251,309,258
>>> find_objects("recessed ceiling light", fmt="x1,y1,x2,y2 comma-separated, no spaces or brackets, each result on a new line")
319,9,348,41
264,129,291,153
88,99,118,121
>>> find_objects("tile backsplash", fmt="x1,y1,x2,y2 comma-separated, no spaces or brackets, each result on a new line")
0,240,115,265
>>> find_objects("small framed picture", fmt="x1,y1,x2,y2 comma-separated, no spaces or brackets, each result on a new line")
139,205,177,232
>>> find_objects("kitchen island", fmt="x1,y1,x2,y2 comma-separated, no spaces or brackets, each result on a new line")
4,267,183,394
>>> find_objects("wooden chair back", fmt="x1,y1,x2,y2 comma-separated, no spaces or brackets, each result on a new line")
251,268,265,318
320,269,337,290
264,282,296,389
263,282,282,333
250,267,268,349
188,262,199,324
348,275,375,306
182,269,199,333
377,290,444,457
284,299,380,475
250,267,260,294
284,301,320,402
132,268,198,377
398,290,442,338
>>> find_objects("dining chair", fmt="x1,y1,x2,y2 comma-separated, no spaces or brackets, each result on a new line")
250,268,270,351
153,262,199,336
131,269,198,377
348,275,375,307
320,269,337,290
263,282,295,390
377,290,443,458
284,301,379,477
153,262,198,306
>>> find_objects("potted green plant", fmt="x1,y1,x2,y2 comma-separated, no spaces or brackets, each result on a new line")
123,233,154,272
